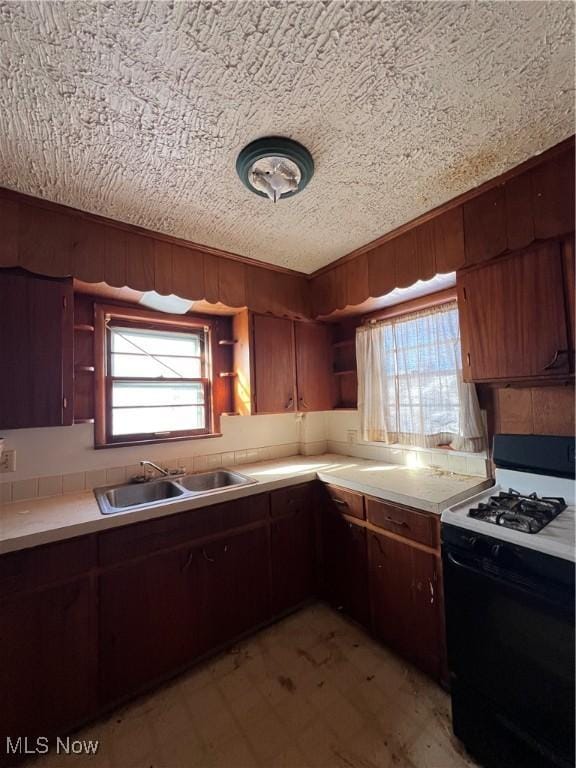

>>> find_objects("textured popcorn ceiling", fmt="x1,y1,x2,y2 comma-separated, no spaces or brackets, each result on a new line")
0,1,573,274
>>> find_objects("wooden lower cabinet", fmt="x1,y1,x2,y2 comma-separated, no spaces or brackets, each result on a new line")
0,577,97,740
369,530,441,680
271,507,317,615
195,526,271,654
0,482,449,748
321,509,370,628
99,546,201,705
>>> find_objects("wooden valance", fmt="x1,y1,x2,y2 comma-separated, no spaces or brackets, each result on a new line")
0,137,573,320
0,191,311,319
310,138,575,316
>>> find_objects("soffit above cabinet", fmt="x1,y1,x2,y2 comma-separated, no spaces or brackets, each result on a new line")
0,1,573,273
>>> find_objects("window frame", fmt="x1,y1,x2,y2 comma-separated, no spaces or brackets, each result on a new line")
94,304,221,448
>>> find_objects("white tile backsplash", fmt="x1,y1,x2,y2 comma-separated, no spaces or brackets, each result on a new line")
84,469,108,490
63,472,86,494
105,466,126,485
38,475,63,498
0,482,12,504
12,478,38,502
0,407,488,505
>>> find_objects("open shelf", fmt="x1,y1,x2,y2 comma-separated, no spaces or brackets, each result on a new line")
332,339,354,349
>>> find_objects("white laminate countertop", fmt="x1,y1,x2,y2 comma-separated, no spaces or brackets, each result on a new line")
0,454,492,555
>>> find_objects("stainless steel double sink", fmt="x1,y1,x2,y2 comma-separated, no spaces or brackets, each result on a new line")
94,469,256,516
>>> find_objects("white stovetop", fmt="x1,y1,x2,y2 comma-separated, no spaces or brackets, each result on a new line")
0,453,491,555
441,469,576,562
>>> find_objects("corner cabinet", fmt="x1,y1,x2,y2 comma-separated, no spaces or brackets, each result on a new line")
458,241,573,382
233,310,335,414
0,269,74,429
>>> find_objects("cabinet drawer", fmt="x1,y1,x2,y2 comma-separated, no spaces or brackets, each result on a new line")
98,493,270,567
324,484,365,520
270,483,314,519
366,497,437,548
0,535,96,598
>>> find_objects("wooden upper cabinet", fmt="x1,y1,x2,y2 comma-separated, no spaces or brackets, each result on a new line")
295,321,335,411
252,315,296,413
458,242,570,382
0,269,74,429
237,312,335,414
561,238,575,368
252,314,296,413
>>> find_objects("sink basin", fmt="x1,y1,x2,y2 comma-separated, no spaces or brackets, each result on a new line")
178,469,256,494
96,479,185,515
94,468,256,515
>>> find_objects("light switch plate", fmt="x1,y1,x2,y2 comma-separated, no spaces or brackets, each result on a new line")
0,449,16,473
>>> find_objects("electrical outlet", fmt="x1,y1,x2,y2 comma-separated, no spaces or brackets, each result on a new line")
347,429,358,444
0,449,16,473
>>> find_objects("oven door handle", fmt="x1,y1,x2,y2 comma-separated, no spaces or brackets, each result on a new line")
445,551,574,611
445,551,484,576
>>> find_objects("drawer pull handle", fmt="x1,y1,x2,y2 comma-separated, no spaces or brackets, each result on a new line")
372,534,385,556
332,498,348,506
202,549,215,563
385,516,408,527
182,551,195,571
543,349,568,370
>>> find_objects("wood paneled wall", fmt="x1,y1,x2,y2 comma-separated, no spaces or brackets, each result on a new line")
309,138,575,317
479,384,575,438
0,191,310,319
0,137,573,321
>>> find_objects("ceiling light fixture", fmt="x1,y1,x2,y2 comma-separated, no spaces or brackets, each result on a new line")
139,291,194,314
236,136,314,203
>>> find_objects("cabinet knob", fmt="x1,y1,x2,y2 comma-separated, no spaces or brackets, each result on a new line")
285,396,294,409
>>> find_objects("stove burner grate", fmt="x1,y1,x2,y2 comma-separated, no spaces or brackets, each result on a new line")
468,489,566,533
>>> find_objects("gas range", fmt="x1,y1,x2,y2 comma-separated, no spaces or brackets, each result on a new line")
441,469,575,561
441,435,575,562
441,435,575,768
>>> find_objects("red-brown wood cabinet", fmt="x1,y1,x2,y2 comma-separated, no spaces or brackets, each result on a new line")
234,311,335,414
0,269,74,429
458,241,573,382
0,481,448,750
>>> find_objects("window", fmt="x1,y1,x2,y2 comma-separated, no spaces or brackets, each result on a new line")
95,305,217,446
356,301,484,452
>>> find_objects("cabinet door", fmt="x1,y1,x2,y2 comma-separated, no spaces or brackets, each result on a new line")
458,242,570,381
0,578,97,738
252,314,296,413
0,269,73,428
322,510,369,628
369,531,440,679
99,546,200,705
271,506,317,615
196,526,270,653
295,322,335,411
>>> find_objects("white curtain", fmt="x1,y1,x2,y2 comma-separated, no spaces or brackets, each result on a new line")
356,301,485,452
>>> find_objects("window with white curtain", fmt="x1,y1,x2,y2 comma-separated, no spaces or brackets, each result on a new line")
356,301,484,452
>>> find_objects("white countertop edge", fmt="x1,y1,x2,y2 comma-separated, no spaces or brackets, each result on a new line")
0,454,491,556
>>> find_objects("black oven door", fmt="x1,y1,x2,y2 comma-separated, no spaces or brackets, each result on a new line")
443,532,575,768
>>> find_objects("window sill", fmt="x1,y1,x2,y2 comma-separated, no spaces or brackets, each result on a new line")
358,440,487,459
95,433,223,449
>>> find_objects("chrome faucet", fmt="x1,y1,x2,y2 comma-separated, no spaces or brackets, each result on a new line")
139,460,170,478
